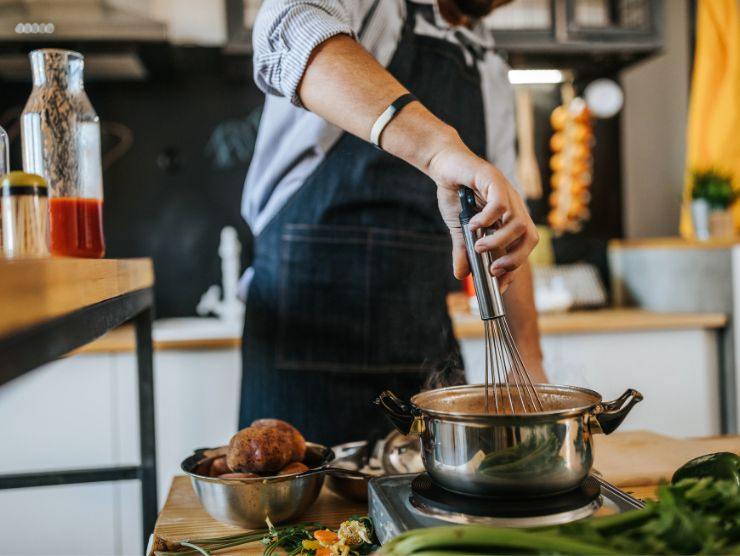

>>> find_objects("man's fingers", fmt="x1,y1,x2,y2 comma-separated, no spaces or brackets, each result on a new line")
450,230,470,280
469,197,506,231
490,246,531,275
474,218,527,254
496,271,514,294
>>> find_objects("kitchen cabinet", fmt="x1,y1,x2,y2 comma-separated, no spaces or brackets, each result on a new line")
220,0,662,69
487,0,663,71
0,356,142,556
455,305,726,437
114,0,228,45
609,238,740,434
0,341,241,556
462,326,722,437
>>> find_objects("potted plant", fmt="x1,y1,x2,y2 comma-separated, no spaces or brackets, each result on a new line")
691,169,736,240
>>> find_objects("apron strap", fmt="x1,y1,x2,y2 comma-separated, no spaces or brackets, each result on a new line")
358,0,383,38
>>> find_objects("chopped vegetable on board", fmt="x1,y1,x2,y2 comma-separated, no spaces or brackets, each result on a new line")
154,516,378,555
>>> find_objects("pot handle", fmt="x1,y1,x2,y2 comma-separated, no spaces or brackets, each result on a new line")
591,389,643,435
374,390,422,435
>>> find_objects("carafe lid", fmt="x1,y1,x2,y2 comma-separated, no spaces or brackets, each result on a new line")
1,171,48,196
29,49,85,89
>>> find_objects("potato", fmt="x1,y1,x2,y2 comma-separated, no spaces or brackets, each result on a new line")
218,472,259,479
209,456,230,477
227,426,294,474
278,462,309,476
251,418,306,462
203,446,228,459
193,455,220,477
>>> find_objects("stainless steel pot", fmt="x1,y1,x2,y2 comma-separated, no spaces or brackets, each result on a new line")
376,384,642,497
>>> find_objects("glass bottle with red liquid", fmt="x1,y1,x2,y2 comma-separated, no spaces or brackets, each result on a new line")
21,49,105,258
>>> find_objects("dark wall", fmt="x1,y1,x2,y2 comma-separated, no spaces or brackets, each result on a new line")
1,47,262,318
0,46,623,313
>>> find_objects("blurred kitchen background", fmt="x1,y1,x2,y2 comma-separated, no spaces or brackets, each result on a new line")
1,0,738,554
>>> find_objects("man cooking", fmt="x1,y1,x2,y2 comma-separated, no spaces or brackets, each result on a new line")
240,0,545,446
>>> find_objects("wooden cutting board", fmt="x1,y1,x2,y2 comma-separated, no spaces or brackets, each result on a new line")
150,432,740,555
594,430,740,487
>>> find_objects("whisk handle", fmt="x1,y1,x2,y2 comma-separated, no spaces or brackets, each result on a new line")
458,186,505,320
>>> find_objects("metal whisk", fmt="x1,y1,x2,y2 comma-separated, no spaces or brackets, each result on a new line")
458,186,544,414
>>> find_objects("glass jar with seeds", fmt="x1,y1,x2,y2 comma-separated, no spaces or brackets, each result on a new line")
1,171,49,259
21,49,105,258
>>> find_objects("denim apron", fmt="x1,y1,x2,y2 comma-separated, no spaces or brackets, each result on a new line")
240,2,487,446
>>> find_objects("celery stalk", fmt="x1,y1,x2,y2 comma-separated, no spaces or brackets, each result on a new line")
381,525,621,555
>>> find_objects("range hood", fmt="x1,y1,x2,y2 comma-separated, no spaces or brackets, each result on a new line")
0,0,169,81
0,0,167,42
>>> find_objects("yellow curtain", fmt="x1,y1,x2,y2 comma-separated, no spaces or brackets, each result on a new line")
681,0,740,238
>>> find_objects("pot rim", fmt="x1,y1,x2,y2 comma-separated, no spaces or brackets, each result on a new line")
181,442,334,484
409,383,604,422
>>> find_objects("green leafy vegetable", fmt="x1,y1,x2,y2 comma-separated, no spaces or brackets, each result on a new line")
380,477,740,555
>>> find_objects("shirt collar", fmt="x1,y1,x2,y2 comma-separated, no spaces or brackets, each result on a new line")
410,0,496,49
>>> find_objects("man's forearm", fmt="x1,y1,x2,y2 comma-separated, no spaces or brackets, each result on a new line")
503,263,546,383
298,35,459,173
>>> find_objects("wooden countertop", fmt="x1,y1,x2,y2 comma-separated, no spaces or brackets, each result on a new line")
0,258,153,340
453,308,727,339
78,304,726,354
609,236,740,250
73,325,240,355
150,431,740,555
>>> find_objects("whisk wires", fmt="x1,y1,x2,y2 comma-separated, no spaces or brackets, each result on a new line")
483,317,544,414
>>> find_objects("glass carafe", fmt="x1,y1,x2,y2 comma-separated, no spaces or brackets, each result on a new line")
0,125,8,177
21,49,105,258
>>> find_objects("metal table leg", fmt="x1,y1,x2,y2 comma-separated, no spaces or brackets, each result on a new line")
135,307,158,546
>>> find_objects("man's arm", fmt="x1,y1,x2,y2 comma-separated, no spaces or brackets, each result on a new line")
252,1,537,280
297,34,537,282
503,263,546,382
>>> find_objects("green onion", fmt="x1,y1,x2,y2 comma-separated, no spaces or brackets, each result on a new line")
381,526,622,555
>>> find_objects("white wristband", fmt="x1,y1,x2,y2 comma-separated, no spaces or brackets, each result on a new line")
370,93,417,150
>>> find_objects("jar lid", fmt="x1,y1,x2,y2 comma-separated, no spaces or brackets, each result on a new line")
1,171,48,196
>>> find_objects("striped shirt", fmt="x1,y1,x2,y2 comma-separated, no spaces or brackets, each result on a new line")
240,0,518,294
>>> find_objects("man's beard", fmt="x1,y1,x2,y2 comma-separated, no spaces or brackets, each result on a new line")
453,0,509,18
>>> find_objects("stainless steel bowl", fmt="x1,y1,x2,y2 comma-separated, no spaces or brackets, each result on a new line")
376,384,642,498
327,433,424,501
326,441,373,502
181,442,332,528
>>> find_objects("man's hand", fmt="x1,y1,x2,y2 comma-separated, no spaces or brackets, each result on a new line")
426,137,539,291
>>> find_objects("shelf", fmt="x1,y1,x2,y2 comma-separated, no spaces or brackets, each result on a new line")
0,257,153,339
0,256,158,547
0,258,154,386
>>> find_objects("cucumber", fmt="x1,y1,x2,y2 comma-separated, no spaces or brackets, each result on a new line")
671,452,740,486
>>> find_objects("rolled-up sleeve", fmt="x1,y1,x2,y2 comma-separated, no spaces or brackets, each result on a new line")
252,0,358,105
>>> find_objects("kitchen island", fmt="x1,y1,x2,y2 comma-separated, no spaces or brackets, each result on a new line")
0,257,157,553
149,431,740,555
